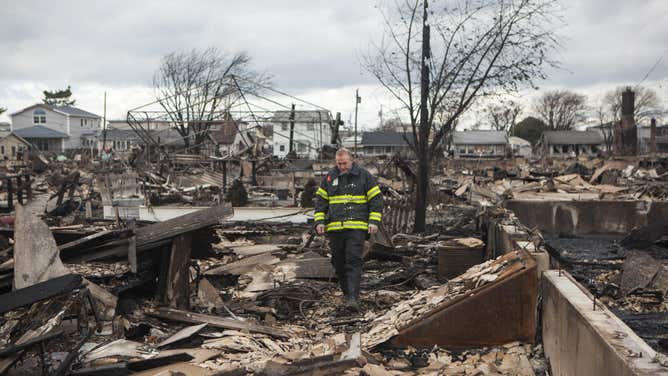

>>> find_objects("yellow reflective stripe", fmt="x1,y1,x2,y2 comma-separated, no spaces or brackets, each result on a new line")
316,188,329,200
329,194,367,204
369,211,382,221
366,186,381,200
325,220,369,232
325,223,344,231
314,212,326,220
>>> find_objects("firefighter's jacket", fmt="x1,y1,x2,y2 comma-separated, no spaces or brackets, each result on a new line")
314,163,383,232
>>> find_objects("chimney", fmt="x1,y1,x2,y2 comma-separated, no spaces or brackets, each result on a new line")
650,118,657,154
616,87,637,155
621,87,635,119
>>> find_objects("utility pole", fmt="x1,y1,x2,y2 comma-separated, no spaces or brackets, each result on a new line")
101,92,107,158
288,103,295,156
415,0,431,233
379,105,383,129
354,89,360,156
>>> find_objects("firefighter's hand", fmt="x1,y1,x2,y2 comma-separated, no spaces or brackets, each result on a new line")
368,224,378,234
316,224,325,235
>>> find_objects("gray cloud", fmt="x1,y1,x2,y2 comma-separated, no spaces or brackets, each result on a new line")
1,0,667,125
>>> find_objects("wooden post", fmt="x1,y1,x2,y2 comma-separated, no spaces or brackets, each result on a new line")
127,220,137,274
222,161,228,193
15,176,23,205
6,178,13,212
25,175,32,202
164,233,192,309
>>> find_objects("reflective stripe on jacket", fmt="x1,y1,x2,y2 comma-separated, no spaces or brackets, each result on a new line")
314,163,383,232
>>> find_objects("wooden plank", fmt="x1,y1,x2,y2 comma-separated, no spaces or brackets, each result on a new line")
165,234,192,309
204,253,280,276
0,274,82,314
136,205,233,248
58,230,115,252
275,257,335,279
147,307,289,339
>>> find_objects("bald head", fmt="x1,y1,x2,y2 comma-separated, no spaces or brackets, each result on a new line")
335,148,353,173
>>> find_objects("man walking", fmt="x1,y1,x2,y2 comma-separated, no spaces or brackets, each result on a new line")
314,148,383,312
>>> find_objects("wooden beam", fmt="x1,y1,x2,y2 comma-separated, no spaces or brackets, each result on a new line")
164,234,192,309
136,204,233,249
0,274,82,314
147,307,289,339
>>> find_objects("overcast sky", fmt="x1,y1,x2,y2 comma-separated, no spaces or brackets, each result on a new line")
1,0,667,129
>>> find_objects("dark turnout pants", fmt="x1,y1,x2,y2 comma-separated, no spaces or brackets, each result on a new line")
328,229,365,302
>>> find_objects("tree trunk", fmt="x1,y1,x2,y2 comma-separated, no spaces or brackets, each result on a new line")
414,155,429,233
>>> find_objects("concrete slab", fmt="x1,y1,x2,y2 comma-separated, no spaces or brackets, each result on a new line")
542,270,668,375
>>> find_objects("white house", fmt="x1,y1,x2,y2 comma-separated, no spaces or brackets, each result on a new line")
10,104,101,152
452,130,508,158
270,110,332,159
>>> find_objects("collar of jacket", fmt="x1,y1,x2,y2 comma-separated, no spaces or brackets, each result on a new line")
334,162,360,177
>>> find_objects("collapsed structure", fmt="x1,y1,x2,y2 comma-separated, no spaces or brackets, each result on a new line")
0,81,666,375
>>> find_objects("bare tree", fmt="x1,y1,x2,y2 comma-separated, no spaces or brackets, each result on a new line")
153,47,270,152
603,85,661,125
592,98,613,152
533,89,586,130
363,0,561,232
483,100,523,135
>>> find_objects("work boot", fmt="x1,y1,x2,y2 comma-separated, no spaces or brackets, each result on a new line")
337,272,349,298
345,296,360,313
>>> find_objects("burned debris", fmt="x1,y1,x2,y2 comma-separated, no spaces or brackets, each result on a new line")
0,81,666,376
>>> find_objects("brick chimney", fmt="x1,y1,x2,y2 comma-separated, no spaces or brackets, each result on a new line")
614,87,637,155
650,117,657,154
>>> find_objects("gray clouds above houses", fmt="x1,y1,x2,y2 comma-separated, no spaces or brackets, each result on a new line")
0,0,667,125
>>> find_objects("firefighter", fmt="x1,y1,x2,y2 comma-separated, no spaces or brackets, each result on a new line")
314,148,383,312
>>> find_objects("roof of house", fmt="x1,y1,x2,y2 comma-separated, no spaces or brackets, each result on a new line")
4,132,31,145
453,130,507,145
148,128,186,147
508,136,531,146
13,125,69,139
270,110,332,123
361,131,414,146
542,130,603,145
208,120,242,145
10,103,100,118
53,105,100,118
102,127,141,141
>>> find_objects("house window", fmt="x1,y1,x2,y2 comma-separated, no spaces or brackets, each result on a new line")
459,147,466,154
81,119,84,127
281,123,288,131
11,146,15,157
297,142,308,153
0,146,4,155
279,145,285,152
33,109,46,124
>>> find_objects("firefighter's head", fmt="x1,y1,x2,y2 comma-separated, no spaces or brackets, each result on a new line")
335,148,353,173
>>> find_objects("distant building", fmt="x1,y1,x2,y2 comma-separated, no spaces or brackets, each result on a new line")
108,119,173,131
539,130,603,158
10,104,101,151
13,125,69,153
637,125,668,154
452,130,508,158
0,133,31,160
359,131,414,157
270,110,332,159
97,127,142,152
508,136,532,158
